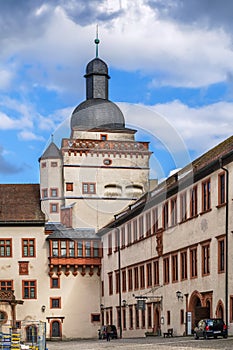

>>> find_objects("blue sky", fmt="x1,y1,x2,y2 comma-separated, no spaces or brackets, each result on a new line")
0,0,232,184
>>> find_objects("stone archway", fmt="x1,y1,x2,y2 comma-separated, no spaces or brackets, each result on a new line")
216,300,224,319
188,290,210,331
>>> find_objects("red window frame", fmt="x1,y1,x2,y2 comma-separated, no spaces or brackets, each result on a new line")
22,239,36,257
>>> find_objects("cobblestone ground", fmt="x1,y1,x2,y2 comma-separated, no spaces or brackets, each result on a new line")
46,337,233,350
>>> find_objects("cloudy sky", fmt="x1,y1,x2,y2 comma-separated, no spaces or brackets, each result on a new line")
0,0,232,183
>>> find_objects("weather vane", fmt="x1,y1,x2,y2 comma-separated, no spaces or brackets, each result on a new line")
94,24,100,58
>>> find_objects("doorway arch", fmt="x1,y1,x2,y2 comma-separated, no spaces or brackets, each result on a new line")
216,300,224,319
51,320,61,338
188,290,210,331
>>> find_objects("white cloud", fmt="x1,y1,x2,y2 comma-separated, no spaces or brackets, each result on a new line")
18,130,45,142
147,100,233,155
0,0,232,95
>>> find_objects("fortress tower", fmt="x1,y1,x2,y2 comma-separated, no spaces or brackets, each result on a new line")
39,39,151,230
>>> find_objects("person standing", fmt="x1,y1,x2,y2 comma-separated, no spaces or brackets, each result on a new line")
106,324,112,341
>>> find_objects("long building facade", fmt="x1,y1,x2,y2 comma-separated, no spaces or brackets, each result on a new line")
0,44,232,343
98,136,233,337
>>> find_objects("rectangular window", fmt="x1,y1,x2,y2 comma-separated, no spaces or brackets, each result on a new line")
128,269,133,291
42,188,48,198
50,297,61,308
163,202,169,229
167,310,171,325
85,241,91,257
180,250,187,280
52,241,58,257
153,260,160,286
0,280,13,290
140,265,145,289
121,226,125,248
127,222,132,245
139,216,144,239
50,277,60,289
146,263,152,287
50,188,58,197
22,280,36,299
190,186,198,217
230,296,233,323
147,304,152,328
180,309,184,324
218,237,225,273
51,162,57,167
163,256,170,285
135,306,140,328
190,246,198,278
93,241,99,257
172,254,178,283
171,197,177,226
108,234,112,255
218,172,226,205
66,182,73,191
202,242,210,276
122,270,127,292
100,134,107,140
60,241,66,257
141,309,146,328
50,203,58,213
82,182,96,194
22,239,35,257
0,239,12,257
180,192,187,222
108,273,113,295
77,241,83,257
133,220,138,242
123,308,126,330
115,229,119,252
202,178,211,212
129,306,133,329
152,207,158,233
69,241,75,257
134,267,139,290
146,212,151,236
115,271,119,294
91,314,100,323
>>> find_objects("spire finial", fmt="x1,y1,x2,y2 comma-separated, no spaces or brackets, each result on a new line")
94,24,100,58
51,134,54,143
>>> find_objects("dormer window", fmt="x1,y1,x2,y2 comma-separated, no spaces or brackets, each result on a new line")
101,134,107,140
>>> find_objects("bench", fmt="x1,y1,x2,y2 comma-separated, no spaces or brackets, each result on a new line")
163,328,173,337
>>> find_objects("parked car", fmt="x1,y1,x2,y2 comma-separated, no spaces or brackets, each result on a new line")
194,318,227,339
98,325,118,339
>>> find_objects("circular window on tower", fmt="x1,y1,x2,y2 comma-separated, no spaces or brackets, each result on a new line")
103,159,112,166
0,311,7,324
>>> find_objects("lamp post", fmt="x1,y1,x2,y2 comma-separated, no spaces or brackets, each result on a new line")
220,158,229,334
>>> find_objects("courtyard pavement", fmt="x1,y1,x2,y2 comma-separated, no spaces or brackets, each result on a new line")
46,336,233,350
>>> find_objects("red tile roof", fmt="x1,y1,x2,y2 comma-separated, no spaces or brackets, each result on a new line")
0,184,45,223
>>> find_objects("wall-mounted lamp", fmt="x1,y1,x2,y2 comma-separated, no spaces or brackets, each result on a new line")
160,316,164,325
176,291,183,301
41,305,46,312
100,303,104,310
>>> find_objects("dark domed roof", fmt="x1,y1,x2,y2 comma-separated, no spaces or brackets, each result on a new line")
70,98,125,130
85,58,109,76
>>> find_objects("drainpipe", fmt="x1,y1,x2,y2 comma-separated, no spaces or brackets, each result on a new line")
117,227,122,339
220,158,229,334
